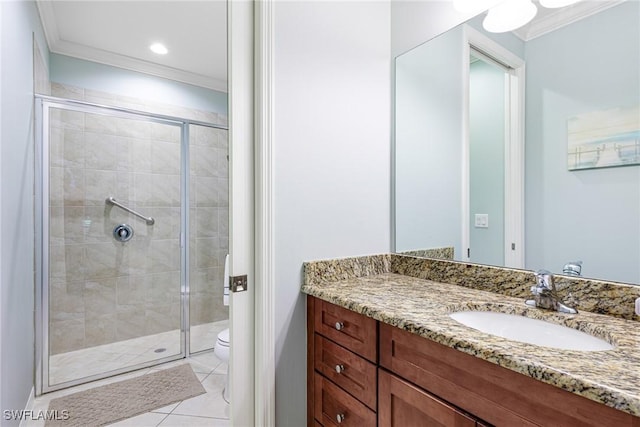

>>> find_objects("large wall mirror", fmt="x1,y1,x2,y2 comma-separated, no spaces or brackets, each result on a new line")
393,1,640,285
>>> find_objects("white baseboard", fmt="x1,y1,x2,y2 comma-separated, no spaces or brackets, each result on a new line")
18,387,35,427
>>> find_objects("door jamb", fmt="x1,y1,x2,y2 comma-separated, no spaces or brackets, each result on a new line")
461,25,525,268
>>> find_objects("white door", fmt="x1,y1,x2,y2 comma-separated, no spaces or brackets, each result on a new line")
228,1,255,426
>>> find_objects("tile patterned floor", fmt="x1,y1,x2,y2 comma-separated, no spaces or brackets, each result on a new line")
25,352,230,427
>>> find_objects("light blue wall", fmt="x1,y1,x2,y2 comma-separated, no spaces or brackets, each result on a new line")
525,1,640,284
469,59,505,265
395,27,464,256
0,1,48,419
50,54,227,116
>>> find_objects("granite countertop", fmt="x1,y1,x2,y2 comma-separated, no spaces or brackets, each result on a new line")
302,272,640,417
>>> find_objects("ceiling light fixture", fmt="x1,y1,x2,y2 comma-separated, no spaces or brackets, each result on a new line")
483,0,537,33
539,0,582,8
149,43,168,55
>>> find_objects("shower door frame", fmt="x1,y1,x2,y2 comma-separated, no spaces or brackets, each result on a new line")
34,95,228,395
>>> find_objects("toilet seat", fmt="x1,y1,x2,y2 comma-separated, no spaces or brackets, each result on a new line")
216,328,230,346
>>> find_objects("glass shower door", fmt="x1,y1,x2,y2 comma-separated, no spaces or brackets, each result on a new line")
44,102,185,389
188,123,229,353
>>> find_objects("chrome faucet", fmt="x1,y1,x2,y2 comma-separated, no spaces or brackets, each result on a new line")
525,269,577,314
562,260,582,277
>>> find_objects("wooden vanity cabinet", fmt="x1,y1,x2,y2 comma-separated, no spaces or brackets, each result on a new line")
308,296,640,427
308,297,378,426
380,323,640,427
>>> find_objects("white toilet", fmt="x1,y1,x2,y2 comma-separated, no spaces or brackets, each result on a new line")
214,327,230,403
215,253,231,403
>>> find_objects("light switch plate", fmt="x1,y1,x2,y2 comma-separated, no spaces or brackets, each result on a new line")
474,214,489,228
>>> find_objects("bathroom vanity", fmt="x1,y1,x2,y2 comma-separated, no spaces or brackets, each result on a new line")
303,255,640,427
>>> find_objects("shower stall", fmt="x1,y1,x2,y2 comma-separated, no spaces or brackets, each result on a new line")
34,96,229,394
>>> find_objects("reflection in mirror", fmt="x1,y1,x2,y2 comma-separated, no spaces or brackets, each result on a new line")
394,1,640,285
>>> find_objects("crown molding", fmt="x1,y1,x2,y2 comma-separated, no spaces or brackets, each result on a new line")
35,1,227,93
512,0,626,41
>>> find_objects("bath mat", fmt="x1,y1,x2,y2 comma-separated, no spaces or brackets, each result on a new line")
45,364,205,426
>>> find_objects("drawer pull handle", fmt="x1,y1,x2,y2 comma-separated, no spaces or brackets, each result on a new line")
335,322,344,331
335,364,345,374
336,413,345,424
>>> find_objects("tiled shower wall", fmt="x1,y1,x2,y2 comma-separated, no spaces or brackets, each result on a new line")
48,83,228,354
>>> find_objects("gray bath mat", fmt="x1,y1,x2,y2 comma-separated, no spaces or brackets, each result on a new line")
45,364,205,426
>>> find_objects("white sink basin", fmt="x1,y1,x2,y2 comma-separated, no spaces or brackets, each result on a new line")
449,311,614,351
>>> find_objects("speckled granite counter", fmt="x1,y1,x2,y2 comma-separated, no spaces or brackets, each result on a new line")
302,255,640,417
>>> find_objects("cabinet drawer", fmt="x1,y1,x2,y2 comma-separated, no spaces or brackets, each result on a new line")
314,300,377,362
315,334,377,410
378,369,476,427
314,373,376,427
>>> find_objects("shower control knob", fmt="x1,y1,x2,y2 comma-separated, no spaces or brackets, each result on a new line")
113,224,134,242
335,364,345,374
336,414,345,424
335,322,344,331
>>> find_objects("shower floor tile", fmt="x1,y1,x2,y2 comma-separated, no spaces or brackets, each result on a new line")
48,320,227,386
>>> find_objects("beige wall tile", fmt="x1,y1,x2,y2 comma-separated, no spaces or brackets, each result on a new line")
51,82,84,100
116,116,151,139
49,244,85,284
85,112,119,135
145,271,180,305
116,305,146,341
130,139,152,173
50,206,85,245
85,243,122,280
194,176,217,207
50,128,84,169
63,167,85,206
50,319,85,354
194,207,219,238
145,304,180,335
84,88,116,105
191,146,217,177
85,205,113,244
151,141,180,175
85,169,117,206
84,314,117,347
195,238,219,270
50,281,85,321
149,174,181,207
149,207,181,240
124,238,152,276
85,132,118,171
84,278,117,318
116,276,148,308
150,239,180,273
151,122,181,143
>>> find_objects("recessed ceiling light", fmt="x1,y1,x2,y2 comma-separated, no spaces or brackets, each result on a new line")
149,43,168,55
